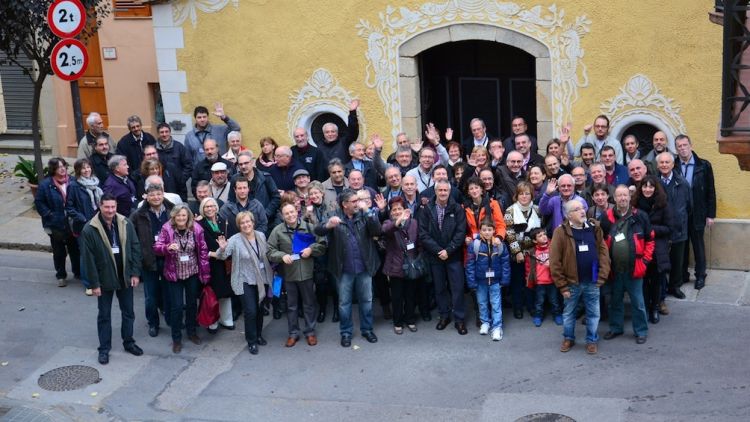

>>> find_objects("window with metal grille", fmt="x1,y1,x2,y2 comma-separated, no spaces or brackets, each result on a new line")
113,0,151,18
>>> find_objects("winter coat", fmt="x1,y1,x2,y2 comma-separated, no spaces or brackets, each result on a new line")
599,208,655,279
549,219,611,294
267,220,327,282
661,171,691,242
464,195,507,240
228,170,281,220
191,157,235,195
291,144,327,182
317,110,359,165
314,209,382,279
102,174,137,217
637,198,672,273
685,152,717,230
219,198,269,236
156,138,193,183
418,197,467,263
80,213,142,291
465,236,511,288
116,131,157,171
539,192,588,231
66,178,100,235
35,177,68,231
153,222,211,284
381,217,420,278
130,199,175,272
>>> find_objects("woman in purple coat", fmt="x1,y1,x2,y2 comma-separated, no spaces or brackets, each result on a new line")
154,204,211,354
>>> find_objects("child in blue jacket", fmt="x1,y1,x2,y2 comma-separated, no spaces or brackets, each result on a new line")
466,219,511,341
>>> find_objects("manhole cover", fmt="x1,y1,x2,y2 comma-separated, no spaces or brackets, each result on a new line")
515,413,576,422
37,365,101,391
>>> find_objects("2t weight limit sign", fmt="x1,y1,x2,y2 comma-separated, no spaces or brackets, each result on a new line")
51,39,89,81
47,0,86,38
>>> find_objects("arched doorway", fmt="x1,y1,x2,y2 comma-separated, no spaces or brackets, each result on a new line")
418,40,536,141
621,123,660,155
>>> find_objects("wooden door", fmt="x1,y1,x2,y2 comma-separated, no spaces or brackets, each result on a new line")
79,32,108,131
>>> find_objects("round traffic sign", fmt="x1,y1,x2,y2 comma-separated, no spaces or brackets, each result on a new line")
47,0,86,38
51,39,89,81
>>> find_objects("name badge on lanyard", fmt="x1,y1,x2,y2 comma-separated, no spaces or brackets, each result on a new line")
578,244,589,252
179,254,190,262
406,242,415,251
112,246,120,254
614,233,626,242
485,271,495,278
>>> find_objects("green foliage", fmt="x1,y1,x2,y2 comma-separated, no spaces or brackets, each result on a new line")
14,156,44,185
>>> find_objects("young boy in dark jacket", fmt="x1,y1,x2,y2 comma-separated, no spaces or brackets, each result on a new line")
525,228,562,327
465,219,510,341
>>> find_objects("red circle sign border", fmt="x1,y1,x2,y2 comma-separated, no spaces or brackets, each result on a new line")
51,38,89,81
47,0,86,38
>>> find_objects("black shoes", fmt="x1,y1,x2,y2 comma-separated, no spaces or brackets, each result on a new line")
435,318,452,330
603,331,623,340
669,288,686,299
220,323,235,331
257,336,268,346
455,322,468,335
98,352,109,365
636,336,648,344
694,278,706,290
362,332,378,343
421,313,432,322
149,326,159,337
340,336,352,348
331,309,340,323
248,344,258,355
125,343,143,356
648,310,660,324
513,308,524,319
317,310,326,323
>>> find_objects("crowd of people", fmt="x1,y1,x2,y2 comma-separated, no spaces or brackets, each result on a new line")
33,102,717,363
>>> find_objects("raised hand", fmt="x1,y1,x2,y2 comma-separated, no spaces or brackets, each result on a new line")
371,134,384,150
546,178,558,194
213,102,226,119
445,128,453,141
349,99,360,111
374,193,386,210
424,123,440,145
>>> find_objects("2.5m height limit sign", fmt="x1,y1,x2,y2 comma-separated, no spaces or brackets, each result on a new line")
51,39,89,81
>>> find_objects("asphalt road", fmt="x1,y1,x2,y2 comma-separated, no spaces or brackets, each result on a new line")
1,249,749,421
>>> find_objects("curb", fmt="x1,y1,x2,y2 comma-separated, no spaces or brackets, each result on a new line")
0,242,52,253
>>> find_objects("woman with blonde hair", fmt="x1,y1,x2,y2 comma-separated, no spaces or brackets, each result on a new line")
214,211,274,355
154,204,211,353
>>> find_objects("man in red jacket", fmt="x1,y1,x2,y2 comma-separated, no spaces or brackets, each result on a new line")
599,185,655,345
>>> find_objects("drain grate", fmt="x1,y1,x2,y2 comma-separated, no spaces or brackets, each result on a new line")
515,413,577,422
37,365,101,392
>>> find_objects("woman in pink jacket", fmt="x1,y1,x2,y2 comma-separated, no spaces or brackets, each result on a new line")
154,203,210,354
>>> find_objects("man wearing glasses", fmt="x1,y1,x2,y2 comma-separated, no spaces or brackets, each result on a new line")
569,115,623,163
228,151,280,224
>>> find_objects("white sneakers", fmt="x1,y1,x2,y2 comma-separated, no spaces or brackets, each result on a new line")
491,327,503,341
479,323,489,335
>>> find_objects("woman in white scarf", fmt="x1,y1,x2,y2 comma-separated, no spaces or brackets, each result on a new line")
502,181,542,319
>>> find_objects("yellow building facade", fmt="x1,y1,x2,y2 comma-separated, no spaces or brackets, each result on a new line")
152,0,747,221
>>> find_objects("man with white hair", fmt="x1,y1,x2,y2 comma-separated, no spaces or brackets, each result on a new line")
318,100,360,165
539,174,588,231
78,112,115,159
461,118,494,161
266,145,304,191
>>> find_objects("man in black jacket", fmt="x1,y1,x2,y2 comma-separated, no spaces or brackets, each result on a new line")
675,135,716,290
657,152,692,299
317,100,360,165
418,180,468,335
191,138,234,195
292,127,327,182
90,135,113,185
155,122,193,185
228,151,280,223
116,115,156,172
130,183,174,337
315,189,382,347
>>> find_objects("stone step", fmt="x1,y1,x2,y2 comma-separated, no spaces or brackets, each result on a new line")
0,139,53,155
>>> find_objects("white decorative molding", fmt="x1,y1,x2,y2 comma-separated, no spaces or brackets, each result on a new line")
287,68,367,144
601,74,686,150
172,0,239,28
356,0,591,138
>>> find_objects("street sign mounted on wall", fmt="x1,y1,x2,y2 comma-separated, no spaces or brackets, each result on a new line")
50,38,89,81
47,0,86,38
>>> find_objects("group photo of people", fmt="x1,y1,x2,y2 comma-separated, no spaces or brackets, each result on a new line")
33,101,716,364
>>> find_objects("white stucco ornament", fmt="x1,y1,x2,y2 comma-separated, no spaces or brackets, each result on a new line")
601,74,687,141
173,0,239,27
357,0,591,138
287,68,367,144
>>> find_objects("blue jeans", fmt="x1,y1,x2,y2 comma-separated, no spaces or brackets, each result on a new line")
476,282,502,330
562,283,600,343
609,273,648,337
535,284,561,318
337,272,373,337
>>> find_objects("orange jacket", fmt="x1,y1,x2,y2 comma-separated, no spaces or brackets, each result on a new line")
465,197,506,240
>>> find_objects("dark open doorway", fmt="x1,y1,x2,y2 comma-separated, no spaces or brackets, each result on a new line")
418,40,536,142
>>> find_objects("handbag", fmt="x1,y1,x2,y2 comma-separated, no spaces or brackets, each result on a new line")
395,222,425,280
197,285,219,327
